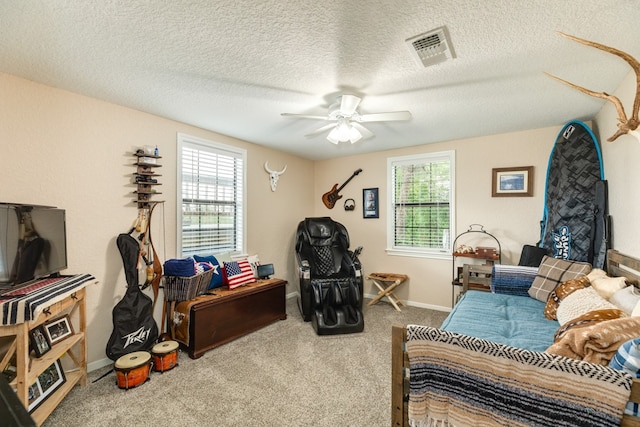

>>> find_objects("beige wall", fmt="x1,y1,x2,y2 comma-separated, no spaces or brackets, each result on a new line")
1,69,636,369
0,73,314,369
314,127,556,309
595,69,640,257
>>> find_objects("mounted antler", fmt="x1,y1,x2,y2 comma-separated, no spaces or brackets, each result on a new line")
544,32,640,142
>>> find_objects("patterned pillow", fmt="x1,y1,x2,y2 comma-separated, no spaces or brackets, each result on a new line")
223,258,257,289
193,254,224,289
610,337,640,415
490,265,538,296
528,256,592,302
556,286,619,325
544,275,591,320
554,308,626,342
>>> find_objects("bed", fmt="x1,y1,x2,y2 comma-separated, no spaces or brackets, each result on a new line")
391,249,640,427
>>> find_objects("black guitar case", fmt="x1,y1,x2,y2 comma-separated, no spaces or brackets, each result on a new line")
106,232,158,361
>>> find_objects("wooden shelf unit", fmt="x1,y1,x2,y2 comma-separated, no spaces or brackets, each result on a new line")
451,225,501,305
133,151,163,209
0,287,87,426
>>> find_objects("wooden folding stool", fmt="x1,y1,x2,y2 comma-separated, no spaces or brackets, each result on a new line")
367,273,408,311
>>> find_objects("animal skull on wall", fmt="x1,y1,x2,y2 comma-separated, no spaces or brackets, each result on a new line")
264,161,287,192
545,32,640,143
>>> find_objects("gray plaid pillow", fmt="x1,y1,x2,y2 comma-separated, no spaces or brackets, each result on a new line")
528,256,592,302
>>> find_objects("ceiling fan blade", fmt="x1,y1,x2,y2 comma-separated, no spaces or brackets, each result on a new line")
339,95,361,116
304,123,337,138
351,122,374,139
281,113,330,120
359,111,412,122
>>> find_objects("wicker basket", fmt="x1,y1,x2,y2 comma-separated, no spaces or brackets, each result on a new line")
163,269,214,301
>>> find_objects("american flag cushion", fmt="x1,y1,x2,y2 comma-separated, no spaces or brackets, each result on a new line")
223,258,256,289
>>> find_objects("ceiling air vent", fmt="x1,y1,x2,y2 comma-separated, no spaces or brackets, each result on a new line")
406,26,455,67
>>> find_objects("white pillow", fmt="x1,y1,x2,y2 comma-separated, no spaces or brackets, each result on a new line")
632,300,640,317
589,274,627,300
610,286,640,315
556,286,619,325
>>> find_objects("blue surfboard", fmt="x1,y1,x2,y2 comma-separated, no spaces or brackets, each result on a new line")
539,120,609,268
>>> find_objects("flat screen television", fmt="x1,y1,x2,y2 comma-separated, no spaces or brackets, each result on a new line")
0,203,68,287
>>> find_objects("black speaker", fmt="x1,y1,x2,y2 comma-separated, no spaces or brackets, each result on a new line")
257,263,274,279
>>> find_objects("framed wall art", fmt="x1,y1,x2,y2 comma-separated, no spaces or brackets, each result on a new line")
492,166,533,197
44,316,73,346
28,360,65,413
363,188,379,218
29,325,51,358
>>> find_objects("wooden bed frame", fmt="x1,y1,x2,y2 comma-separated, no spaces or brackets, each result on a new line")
391,249,640,427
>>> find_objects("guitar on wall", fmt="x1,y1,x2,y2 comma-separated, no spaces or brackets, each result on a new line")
322,168,363,209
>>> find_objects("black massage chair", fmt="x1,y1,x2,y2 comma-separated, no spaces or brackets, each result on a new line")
295,217,364,335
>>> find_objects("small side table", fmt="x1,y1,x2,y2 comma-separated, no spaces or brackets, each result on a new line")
367,273,408,311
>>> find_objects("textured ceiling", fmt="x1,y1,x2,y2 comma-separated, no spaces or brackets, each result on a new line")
1,1,639,160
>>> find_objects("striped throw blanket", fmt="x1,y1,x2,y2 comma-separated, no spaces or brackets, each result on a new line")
407,325,632,427
1,274,95,325
490,265,538,296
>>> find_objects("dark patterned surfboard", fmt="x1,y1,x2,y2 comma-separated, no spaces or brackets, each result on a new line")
539,120,608,268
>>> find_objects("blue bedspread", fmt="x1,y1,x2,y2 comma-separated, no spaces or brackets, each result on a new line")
441,290,559,352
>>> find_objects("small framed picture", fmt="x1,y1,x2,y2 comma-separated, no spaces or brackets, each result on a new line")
363,188,379,218
44,316,73,346
29,325,51,358
28,360,66,413
492,166,534,197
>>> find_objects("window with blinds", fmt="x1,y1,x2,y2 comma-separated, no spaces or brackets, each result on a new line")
387,151,455,257
177,134,246,257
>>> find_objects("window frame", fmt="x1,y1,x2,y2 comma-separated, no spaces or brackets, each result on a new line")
176,133,247,257
386,150,455,259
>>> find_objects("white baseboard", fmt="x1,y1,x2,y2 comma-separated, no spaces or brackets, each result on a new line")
287,290,451,313
286,291,298,300
88,357,113,373
363,292,451,313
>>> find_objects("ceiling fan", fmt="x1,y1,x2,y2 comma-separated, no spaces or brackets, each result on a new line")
281,95,412,144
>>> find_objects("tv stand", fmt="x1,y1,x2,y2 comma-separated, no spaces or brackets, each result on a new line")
0,274,94,426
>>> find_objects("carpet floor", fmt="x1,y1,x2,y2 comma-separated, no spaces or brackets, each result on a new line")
43,297,448,427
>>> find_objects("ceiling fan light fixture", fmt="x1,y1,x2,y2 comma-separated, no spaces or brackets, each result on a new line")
283,94,410,145
349,126,362,144
336,121,351,142
327,127,341,144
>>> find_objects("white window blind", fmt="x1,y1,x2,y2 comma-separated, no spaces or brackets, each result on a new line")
177,134,246,257
387,151,455,257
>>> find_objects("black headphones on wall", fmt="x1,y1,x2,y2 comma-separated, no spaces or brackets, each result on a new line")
343,198,355,211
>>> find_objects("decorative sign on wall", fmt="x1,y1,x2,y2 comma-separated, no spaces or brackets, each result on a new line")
491,166,533,197
363,188,379,218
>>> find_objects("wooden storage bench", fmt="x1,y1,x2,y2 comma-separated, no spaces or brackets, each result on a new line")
172,278,287,359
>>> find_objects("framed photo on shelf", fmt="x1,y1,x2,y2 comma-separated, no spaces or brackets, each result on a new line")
29,325,51,358
44,316,73,346
28,360,65,413
363,188,379,218
491,166,533,197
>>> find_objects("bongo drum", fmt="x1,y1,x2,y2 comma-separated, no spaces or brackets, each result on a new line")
114,351,152,389
151,340,179,372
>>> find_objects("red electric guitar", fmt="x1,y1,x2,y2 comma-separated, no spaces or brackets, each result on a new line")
322,168,363,209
